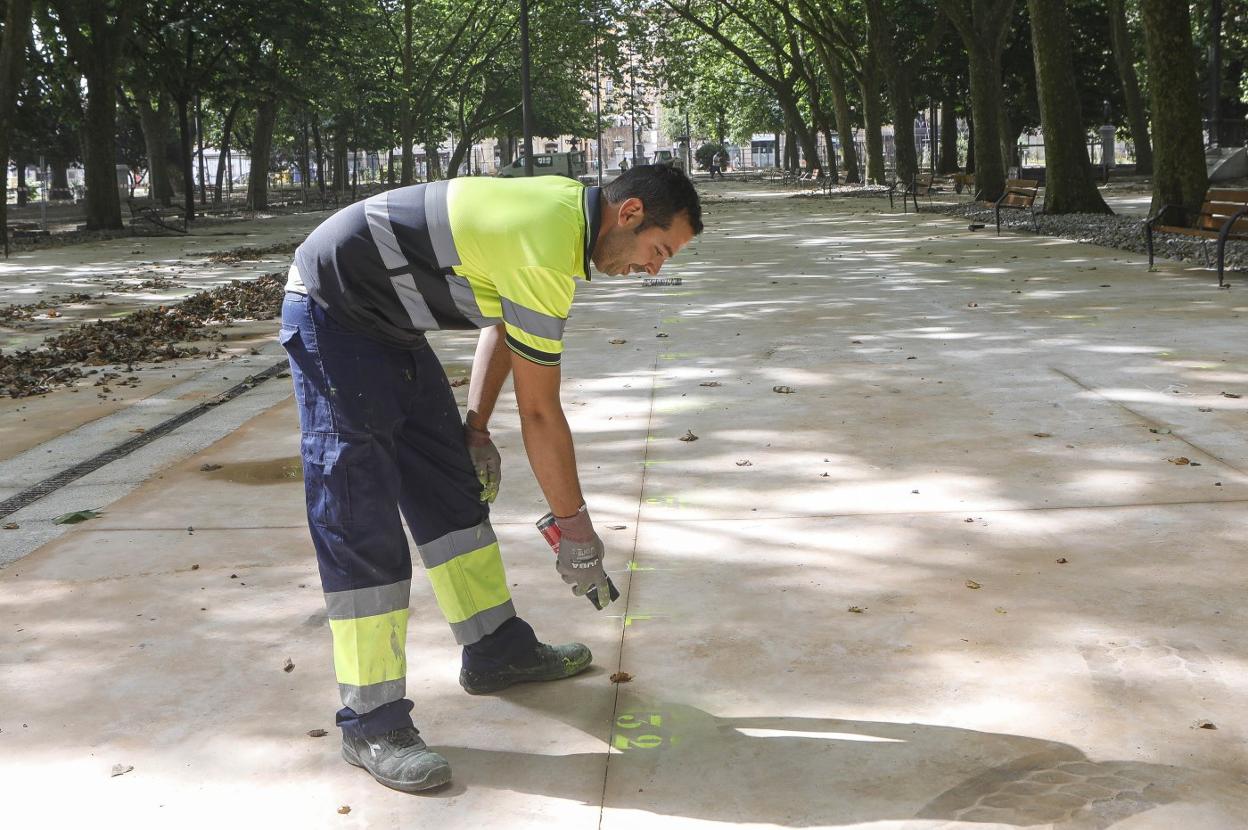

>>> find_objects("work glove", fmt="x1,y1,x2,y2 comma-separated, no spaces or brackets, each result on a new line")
464,425,501,503
554,506,613,609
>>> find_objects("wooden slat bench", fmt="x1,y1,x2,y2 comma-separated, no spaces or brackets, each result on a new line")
994,178,1040,234
126,198,188,234
1143,188,1248,287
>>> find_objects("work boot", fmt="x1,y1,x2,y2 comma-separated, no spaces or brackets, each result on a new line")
341,727,452,793
459,642,594,695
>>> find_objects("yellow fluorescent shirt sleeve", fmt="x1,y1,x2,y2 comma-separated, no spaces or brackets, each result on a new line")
496,266,575,365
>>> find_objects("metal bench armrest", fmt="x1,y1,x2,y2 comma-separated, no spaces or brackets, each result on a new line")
1144,203,1183,229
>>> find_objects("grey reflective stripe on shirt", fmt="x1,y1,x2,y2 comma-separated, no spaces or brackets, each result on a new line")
418,520,498,569
390,273,440,330
424,180,460,268
500,296,566,342
446,274,501,327
323,579,411,621
364,191,409,270
339,677,406,715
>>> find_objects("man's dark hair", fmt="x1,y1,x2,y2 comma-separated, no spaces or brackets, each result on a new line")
602,164,704,235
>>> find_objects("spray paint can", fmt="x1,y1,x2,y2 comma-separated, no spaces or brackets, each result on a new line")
537,512,620,609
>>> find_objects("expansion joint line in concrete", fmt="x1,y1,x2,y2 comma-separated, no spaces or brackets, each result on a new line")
597,353,660,830
1051,366,1248,478
0,362,289,521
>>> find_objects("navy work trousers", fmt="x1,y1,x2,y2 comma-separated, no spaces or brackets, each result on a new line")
279,292,519,737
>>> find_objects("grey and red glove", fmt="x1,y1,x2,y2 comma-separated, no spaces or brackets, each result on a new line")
464,425,501,503
554,505,612,607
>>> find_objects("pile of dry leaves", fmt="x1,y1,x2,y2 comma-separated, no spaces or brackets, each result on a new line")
0,273,284,398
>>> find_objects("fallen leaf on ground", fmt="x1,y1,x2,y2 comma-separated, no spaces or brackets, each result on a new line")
655,332,669,338
448,377,469,387
1198,407,1213,412
53,509,101,525
110,764,134,778
1033,432,1052,438
772,385,795,394
283,658,295,673
847,606,865,614
610,672,633,683
678,430,698,442
1168,457,1191,465
338,805,351,815
965,580,982,589
1056,557,1069,564
307,729,328,738
608,338,627,345
1149,427,1171,434
1195,720,1217,730
1222,392,1241,399
735,459,752,466
699,381,721,387
199,463,222,472
995,607,1007,614
2,522,17,530
607,524,627,530
967,302,979,307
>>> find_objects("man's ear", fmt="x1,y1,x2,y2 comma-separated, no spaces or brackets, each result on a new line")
618,197,645,229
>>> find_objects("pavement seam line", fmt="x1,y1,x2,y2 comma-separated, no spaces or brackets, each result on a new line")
0,361,288,520
597,353,660,830
1051,366,1248,478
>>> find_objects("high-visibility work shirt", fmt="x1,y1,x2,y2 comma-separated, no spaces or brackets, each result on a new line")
292,177,602,366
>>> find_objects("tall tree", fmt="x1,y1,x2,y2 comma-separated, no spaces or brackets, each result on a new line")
48,0,140,230
1106,0,1152,174
1,0,33,255
1139,0,1206,217
1026,0,1109,214
936,0,1018,201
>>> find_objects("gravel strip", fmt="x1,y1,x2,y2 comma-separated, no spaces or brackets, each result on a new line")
942,202,1248,275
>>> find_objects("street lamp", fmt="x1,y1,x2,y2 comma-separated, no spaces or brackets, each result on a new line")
519,0,535,177
580,8,604,186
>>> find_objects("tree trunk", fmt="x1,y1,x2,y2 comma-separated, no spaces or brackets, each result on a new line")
425,134,442,180
175,95,196,222
864,0,918,185
79,64,124,229
1140,0,1207,218
818,44,860,182
860,67,886,184
214,101,239,204
50,160,70,198
0,0,32,255
1027,0,1111,214
1107,0,1152,174
446,132,473,180
821,124,839,182
15,155,28,206
399,0,414,184
312,120,326,196
246,96,278,210
332,121,348,192
938,100,960,173
136,92,174,205
966,47,1007,200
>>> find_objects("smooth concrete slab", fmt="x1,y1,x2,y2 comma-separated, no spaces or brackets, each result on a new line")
3,182,1248,828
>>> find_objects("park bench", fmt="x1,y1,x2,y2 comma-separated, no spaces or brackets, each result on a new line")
1143,188,1248,287
993,178,1040,234
126,197,188,234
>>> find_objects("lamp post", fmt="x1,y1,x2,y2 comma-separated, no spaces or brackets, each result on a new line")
580,10,604,185
519,0,535,177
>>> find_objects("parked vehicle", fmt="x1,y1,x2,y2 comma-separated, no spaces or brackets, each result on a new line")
498,151,588,178
651,149,686,172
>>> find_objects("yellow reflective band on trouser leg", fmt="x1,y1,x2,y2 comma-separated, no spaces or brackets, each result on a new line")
420,529,514,645
328,608,409,713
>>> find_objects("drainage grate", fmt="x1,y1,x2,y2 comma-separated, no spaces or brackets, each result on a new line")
0,362,290,521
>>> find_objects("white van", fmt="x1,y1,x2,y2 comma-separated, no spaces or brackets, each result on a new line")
498,151,588,178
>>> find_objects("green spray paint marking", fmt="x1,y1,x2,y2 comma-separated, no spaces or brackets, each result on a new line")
626,561,655,572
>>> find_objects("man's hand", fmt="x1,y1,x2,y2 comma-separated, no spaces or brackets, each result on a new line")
554,506,613,609
465,425,501,503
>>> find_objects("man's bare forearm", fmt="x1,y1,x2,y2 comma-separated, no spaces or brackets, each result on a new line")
518,407,585,517
466,324,512,431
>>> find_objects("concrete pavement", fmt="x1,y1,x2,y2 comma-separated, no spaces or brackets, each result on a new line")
1,182,1246,828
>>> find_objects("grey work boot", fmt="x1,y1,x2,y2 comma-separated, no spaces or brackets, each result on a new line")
341,727,452,793
459,642,593,695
